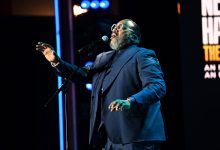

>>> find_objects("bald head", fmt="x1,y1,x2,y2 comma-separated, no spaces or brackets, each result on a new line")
118,19,141,44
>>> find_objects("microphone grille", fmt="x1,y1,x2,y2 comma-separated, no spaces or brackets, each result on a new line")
101,35,109,42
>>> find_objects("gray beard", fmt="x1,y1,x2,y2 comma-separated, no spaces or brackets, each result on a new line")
110,37,127,50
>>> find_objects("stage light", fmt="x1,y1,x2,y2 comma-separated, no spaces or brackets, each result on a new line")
90,0,99,9
99,0,110,9
86,83,92,91
73,5,88,16
54,0,64,149
84,61,94,67
81,0,90,9
80,0,110,10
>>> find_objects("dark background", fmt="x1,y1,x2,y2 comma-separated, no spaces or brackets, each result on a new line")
2,0,216,150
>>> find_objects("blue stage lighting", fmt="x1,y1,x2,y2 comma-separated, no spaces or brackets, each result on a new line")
84,61,94,67
99,0,109,9
86,83,92,91
90,0,99,9
81,0,90,9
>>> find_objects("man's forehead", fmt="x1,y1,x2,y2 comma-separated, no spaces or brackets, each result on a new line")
127,20,135,27
118,20,135,27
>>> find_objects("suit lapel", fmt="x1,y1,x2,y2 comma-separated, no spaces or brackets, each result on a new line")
91,50,116,96
92,50,116,71
102,45,139,93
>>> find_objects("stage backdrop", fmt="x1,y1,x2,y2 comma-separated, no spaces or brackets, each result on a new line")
180,0,220,149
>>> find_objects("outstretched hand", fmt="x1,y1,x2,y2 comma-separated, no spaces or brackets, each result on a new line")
36,42,59,64
108,99,131,112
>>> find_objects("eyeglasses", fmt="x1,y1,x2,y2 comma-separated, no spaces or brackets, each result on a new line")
111,23,123,32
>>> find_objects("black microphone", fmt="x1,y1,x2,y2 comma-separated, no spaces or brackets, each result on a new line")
78,35,109,54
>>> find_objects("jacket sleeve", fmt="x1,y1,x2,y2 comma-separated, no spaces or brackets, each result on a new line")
53,59,93,83
132,49,166,104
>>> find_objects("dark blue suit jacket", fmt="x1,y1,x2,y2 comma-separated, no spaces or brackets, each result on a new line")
55,45,166,145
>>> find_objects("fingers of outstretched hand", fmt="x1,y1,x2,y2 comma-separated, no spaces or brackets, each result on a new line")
108,100,123,112
108,101,116,111
36,42,54,52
